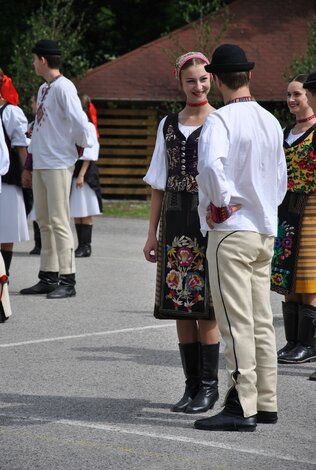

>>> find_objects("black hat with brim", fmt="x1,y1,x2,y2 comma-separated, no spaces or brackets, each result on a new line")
32,39,61,56
303,72,316,90
205,44,254,73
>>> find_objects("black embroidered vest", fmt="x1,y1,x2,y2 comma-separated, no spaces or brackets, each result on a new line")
163,113,202,193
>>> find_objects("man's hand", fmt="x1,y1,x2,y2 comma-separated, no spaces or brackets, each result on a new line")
206,203,242,229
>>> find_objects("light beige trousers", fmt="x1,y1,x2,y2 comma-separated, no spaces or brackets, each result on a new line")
207,230,277,417
33,168,75,275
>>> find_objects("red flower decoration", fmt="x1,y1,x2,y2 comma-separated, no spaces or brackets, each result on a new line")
0,274,8,284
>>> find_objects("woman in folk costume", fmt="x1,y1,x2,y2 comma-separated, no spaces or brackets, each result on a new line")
0,112,12,322
0,70,29,278
143,52,220,414
70,94,102,257
271,74,316,364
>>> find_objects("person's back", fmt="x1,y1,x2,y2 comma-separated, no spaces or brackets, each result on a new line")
200,101,285,235
195,44,287,433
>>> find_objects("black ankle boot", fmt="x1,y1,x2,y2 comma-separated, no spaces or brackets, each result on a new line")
194,387,257,432
277,302,299,360
20,271,59,295
171,342,200,413
75,225,92,258
278,305,316,363
47,273,76,299
185,343,219,413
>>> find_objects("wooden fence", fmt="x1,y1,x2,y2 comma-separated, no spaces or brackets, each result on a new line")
96,107,158,198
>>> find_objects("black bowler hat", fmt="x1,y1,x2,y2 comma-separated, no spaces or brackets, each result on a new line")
32,39,62,56
303,71,316,90
205,44,255,73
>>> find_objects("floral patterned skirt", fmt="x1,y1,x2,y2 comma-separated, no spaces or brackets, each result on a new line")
271,191,311,294
154,191,215,320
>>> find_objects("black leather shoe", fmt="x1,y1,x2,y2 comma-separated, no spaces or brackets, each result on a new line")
75,244,91,258
20,281,58,295
194,410,257,432
47,285,76,299
29,246,41,255
277,341,297,359
194,387,256,432
257,411,278,423
278,344,316,363
185,385,219,414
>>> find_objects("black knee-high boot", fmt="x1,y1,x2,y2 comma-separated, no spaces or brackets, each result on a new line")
29,221,41,255
1,250,13,277
171,342,200,413
75,224,92,258
277,301,299,360
278,304,316,363
185,343,219,413
75,224,82,255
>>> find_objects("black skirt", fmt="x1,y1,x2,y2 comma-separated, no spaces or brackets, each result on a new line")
154,191,215,320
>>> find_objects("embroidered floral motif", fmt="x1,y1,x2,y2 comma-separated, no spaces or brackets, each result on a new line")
165,235,205,312
286,132,316,193
272,220,294,265
271,217,295,291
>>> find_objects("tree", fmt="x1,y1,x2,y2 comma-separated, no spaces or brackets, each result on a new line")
288,16,316,77
10,0,89,113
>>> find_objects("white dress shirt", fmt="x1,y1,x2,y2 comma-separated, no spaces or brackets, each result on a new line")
197,101,287,236
29,76,93,170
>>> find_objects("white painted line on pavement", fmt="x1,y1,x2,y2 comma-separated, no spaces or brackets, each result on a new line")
0,323,173,348
0,412,314,466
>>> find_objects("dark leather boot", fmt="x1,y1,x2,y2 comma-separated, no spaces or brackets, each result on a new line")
29,221,41,255
185,342,219,413
20,271,59,295
75,225,92,258
194,387,257,432
277,302,299,360
171,342,200,413
47,273,76,299
1,250,13,277
74,224,82,256
0,303,8,323
278,305,316,363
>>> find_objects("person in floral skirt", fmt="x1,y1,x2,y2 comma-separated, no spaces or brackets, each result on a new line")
271,74,316,365
143,52,219,414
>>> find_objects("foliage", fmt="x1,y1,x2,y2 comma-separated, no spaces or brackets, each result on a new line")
161,0,228,72
287,16,316,78
10,0,89,114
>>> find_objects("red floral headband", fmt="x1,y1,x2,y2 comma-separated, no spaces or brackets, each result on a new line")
174,52,210,81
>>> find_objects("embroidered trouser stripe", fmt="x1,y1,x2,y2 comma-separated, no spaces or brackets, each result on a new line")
207,231,277,417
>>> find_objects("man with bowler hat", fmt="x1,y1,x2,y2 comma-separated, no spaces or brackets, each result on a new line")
302,71,316,381
194,44,287,431
21,39,92,299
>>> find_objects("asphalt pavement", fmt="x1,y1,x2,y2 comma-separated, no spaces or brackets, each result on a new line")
0,215,315,470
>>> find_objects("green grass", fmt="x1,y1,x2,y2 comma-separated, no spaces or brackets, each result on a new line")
102,200,150,219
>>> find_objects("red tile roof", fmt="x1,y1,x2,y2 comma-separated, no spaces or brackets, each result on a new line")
77,0,314,102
